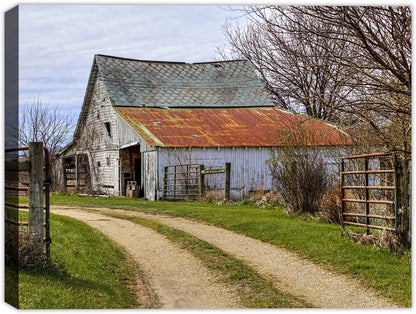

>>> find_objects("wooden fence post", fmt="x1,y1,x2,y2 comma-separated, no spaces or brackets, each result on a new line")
28,142,44,251
224,162,231,200
162,166,168,201
199,164,205,198
398,157,411,246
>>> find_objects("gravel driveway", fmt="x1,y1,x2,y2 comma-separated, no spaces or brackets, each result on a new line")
52,206,398,308
53,208,241,309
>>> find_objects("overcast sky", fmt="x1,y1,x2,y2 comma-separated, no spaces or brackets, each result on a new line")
14,3,247,119
3,0,398,125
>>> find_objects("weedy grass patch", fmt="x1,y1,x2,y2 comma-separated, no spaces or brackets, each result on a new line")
11,212,141,309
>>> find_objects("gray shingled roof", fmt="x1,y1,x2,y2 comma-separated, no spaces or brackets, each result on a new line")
95,54,274,108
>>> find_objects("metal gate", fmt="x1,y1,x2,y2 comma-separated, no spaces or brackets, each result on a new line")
162,162,231,201
341,152,398,236
162,163,200,201
5,143,51,258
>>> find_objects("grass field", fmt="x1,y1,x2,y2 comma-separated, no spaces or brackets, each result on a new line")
6,211,141,309
48,194,411,307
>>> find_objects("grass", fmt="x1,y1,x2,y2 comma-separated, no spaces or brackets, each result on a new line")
98,210,312,308
7,211,142,309
48,193,411,307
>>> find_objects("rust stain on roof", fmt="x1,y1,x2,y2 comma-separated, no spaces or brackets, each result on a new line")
114,107,352,147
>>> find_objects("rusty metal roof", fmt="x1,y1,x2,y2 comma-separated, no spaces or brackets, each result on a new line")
115,107,352,147
95,54,274,108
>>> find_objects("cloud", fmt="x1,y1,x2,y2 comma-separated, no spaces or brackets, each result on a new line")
17,4,243,120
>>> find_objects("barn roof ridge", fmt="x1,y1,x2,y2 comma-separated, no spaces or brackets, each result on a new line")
95,54,187,65
94,53,247,65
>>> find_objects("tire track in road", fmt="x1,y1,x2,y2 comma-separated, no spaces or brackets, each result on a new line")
53,209,242,309
83,207,398,308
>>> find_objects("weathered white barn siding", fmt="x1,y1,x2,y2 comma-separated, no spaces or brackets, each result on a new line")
79,74,119,195
156,146,275,200
61,74,128,195
142,149,158,201
116,113,144,148
154,146,343,200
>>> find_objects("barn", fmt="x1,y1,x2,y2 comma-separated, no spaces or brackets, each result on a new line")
57,54,352,200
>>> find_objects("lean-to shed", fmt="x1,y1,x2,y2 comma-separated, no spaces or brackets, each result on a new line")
57,54,352,200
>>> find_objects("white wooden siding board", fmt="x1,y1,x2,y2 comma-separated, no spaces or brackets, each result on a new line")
143,150,157,201
116,114,142,148
67,74,122,196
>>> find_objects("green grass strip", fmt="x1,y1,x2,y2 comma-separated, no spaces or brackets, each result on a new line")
45,194,411,307
98,210,312,308
12,212,142,309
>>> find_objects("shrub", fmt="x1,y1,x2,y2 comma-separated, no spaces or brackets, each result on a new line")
267,146,328,214
319,187,342,224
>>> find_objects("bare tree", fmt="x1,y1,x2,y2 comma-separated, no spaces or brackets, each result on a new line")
220,7,354,123
220,6,411,153
290,6,411,153
292,6,411,100
12,97,75,190
17,97,74,156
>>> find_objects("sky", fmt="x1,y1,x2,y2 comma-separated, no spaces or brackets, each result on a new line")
4,0,400,127
14,2,248,120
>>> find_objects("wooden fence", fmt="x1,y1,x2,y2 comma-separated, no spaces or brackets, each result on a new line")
5,142,51,258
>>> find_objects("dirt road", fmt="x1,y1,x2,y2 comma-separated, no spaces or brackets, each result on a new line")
52,206,398,308
53,209,241,309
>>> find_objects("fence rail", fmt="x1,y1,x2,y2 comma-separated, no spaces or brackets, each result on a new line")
4,142,51,258
162,162,231,201
162,163,200,201
341,152,398,236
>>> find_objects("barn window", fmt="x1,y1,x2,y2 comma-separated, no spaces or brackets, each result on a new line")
106,157,110,166
104,122,112,138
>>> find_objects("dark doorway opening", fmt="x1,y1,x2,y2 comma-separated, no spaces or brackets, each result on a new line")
120,145,143,197
134,157,143,197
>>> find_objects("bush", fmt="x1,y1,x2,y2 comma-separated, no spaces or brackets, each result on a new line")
267,146,328,214
319,187,342,224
